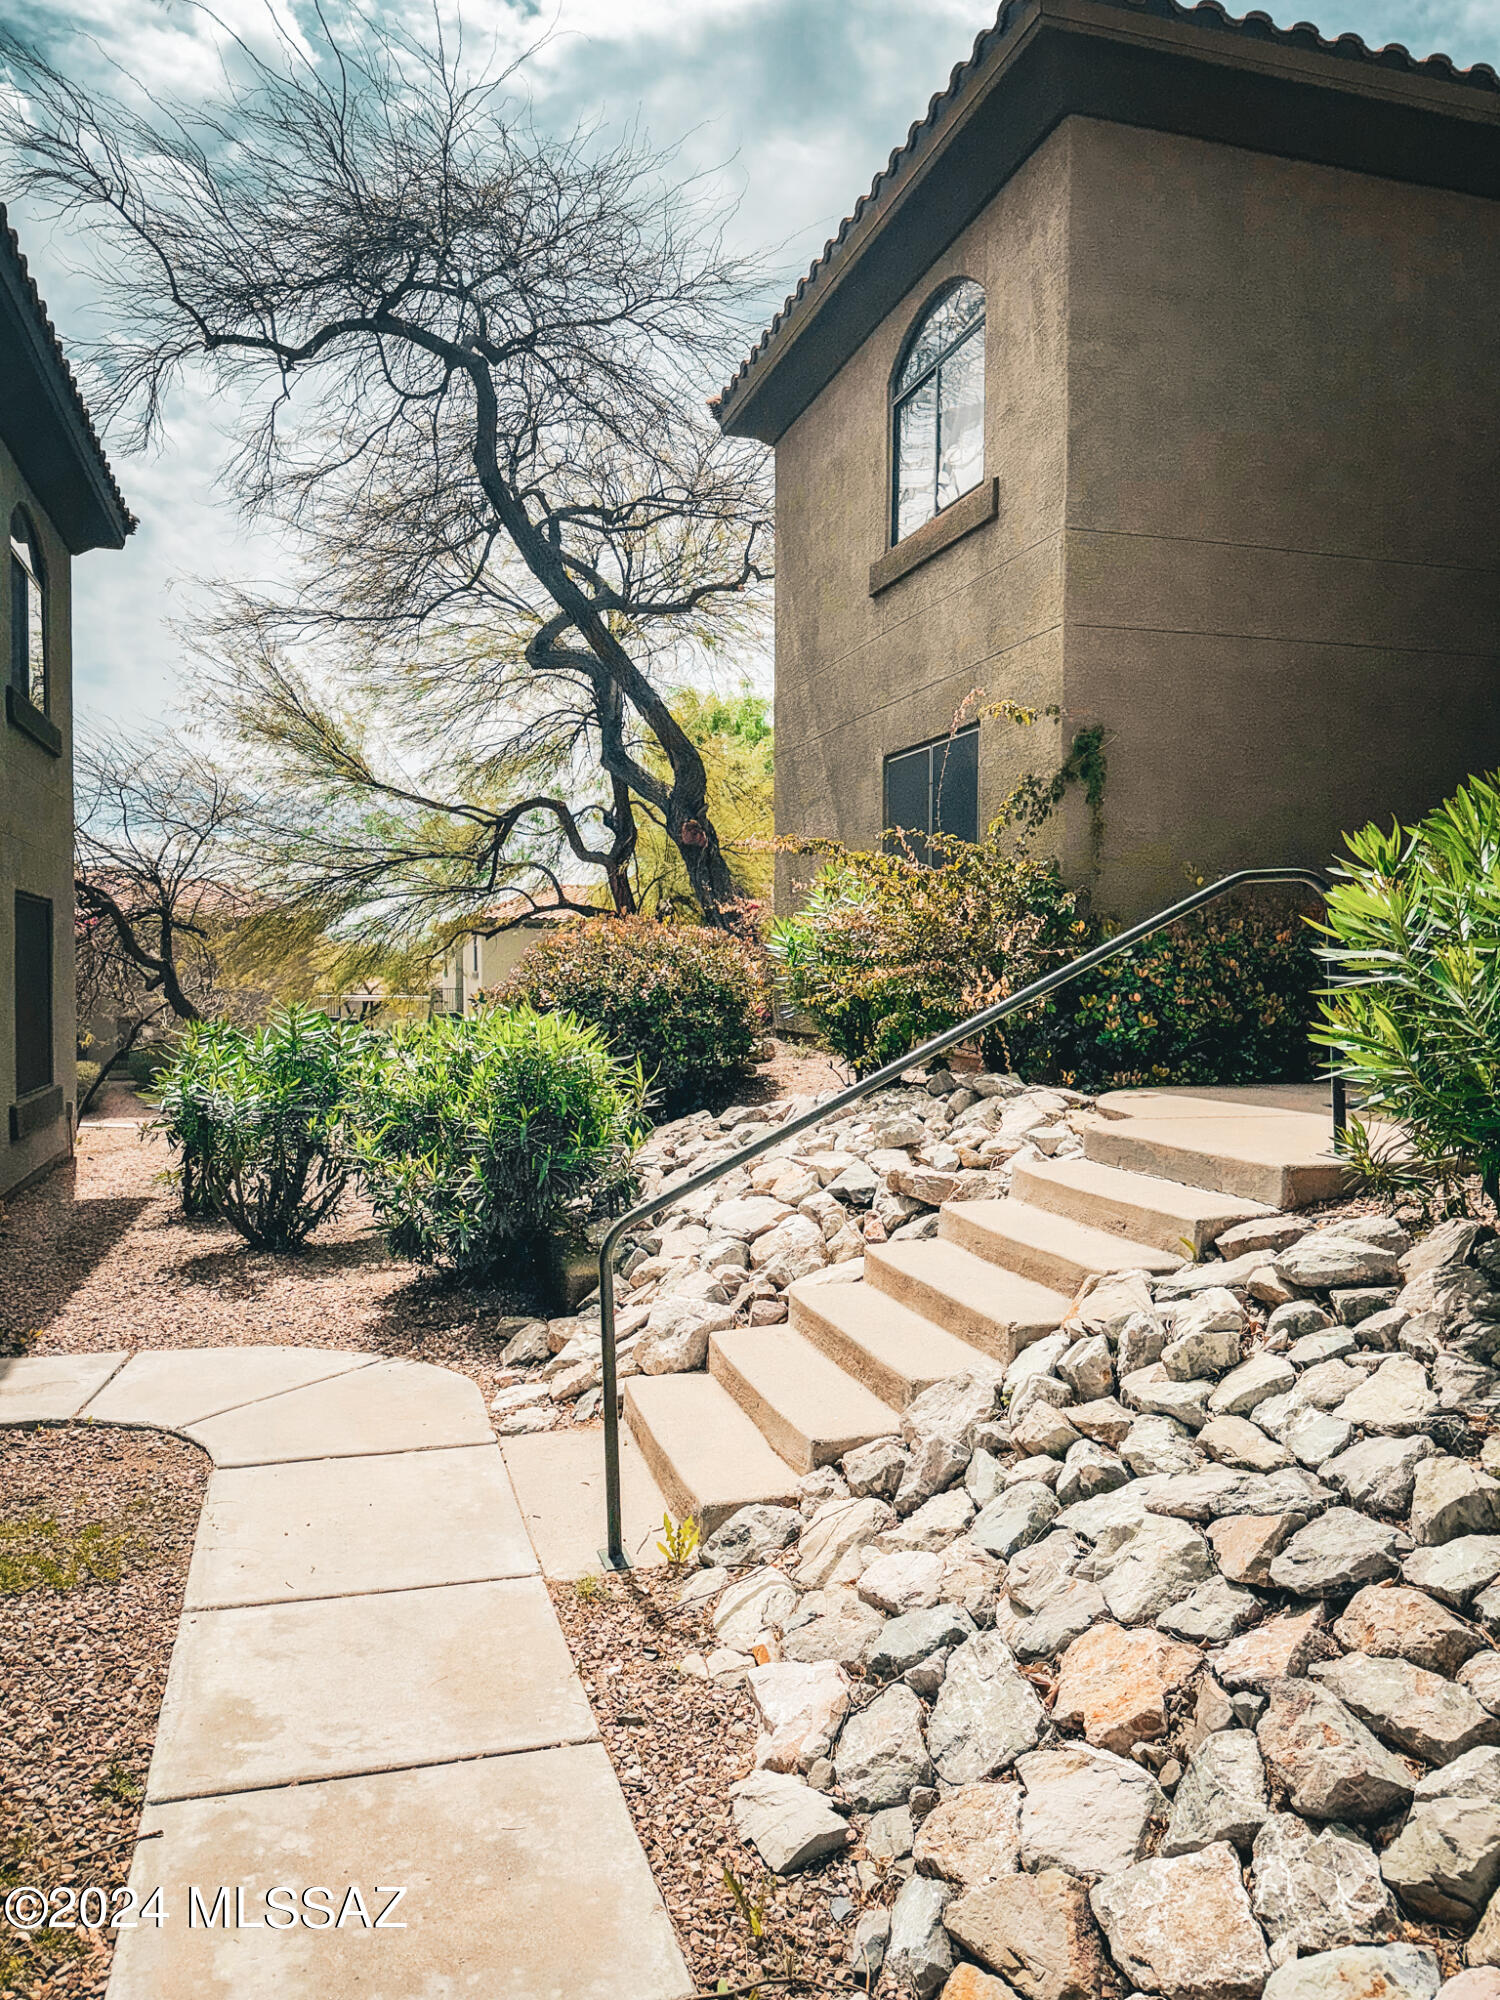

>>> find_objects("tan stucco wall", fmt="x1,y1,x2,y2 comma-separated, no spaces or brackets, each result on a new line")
771,124,1075,908
0,434,76,1198
770,115,1500,922
1062,119,1500,914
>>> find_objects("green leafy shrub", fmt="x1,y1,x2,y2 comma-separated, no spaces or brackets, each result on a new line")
1315,773,1500,1209
124,1041,175,1091
1066,893,1321,1088
770,837,1320,1088
767,833,1096,1076
498,917,767,1111
342,1006,647,1279
154,1007,366,1247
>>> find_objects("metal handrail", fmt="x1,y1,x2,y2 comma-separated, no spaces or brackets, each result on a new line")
595,864,1336,1569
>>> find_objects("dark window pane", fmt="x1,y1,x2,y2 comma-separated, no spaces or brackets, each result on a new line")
894,376,938,543
884,745,932,862
14,892,53,1098
933,727,979,842
936,325,985,511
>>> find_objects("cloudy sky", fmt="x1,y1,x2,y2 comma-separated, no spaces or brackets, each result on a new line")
4,0,1498,734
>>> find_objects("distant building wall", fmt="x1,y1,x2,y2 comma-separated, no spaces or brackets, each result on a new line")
1,433,76,1198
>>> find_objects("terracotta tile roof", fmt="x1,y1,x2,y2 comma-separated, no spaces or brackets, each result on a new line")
0,201,134,539
712,0,1499,428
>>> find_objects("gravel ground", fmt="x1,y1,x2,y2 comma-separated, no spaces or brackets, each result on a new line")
549,1569,875,1994
0,1426,208,2000
1,1045,845,1417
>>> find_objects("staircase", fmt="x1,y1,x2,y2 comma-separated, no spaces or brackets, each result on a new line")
624,1086,1348,1534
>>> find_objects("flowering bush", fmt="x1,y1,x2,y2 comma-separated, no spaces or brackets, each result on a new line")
498,916,767,1111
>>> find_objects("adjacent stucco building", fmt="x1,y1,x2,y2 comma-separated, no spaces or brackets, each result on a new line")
1,208,133,1199
714,0,1500,919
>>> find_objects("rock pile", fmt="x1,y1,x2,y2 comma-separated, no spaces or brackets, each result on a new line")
488,1071,1087,1433
690,1212,1500,2000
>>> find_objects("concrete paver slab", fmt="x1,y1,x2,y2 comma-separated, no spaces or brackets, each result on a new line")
146,1576,596,1802
184,1444,537,1608
86,1347,378,1431
184,1359,493,1466
108,1743,692,2000
0,1350,130,1423
501,1424,670,1579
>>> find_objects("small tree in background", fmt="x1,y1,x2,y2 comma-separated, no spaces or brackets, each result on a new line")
74,732,257,1110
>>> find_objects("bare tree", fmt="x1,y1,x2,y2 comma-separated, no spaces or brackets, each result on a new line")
1,8,773,929
74,732,253,1109
193,601,641,954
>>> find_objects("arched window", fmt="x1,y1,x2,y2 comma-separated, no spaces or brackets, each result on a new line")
891,280,986,545
9,509,46,714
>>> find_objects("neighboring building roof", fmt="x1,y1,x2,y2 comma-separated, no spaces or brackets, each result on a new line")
0,204,133,552
714,0,1500,445
469,884,601,933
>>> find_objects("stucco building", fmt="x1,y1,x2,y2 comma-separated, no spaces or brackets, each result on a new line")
714,0,1500,920
1,209,132,1199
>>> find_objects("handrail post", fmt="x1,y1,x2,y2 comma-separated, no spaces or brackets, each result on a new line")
592,863,1335,1570
597,1218,629,1571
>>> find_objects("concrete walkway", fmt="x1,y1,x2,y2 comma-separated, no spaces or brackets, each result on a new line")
0,1346,692,2000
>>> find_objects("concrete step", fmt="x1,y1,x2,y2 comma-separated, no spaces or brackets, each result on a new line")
1011,1155,1272,1258
865,1239,1068,1364
623,1373,801,1537
788,1278,1005,1408
709,1326,901,1473
940,1197,1182,1293
1079,1095,1348,1209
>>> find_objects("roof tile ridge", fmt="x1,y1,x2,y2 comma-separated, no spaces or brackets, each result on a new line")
0,200,135,533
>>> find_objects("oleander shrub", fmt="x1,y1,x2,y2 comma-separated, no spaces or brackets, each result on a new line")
1315,773,1500,1210
767,833,1097,1077
153,1007,367,1246
342,1006,647,1279
497,916,767,1112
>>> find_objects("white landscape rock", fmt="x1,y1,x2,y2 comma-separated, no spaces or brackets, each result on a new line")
747,1659,850,1773
1260,1945,1440,2000
1015,1741,1165,1877
927,1631,1045,1785
1250,1814,1398,1956
833,1681,933,1809
1089,1841,1272,2000
730,1770,852,1874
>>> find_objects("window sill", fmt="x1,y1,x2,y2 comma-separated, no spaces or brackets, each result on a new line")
6,685,62,757
9,1083,63,1143
869,476,998,597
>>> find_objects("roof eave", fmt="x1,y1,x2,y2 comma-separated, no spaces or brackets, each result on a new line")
716,0,1500,446
0,209,134,552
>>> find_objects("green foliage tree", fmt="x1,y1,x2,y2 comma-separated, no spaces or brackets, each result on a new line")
633,687,774,918
1315,772,1500,1211
341,1008,647,1279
